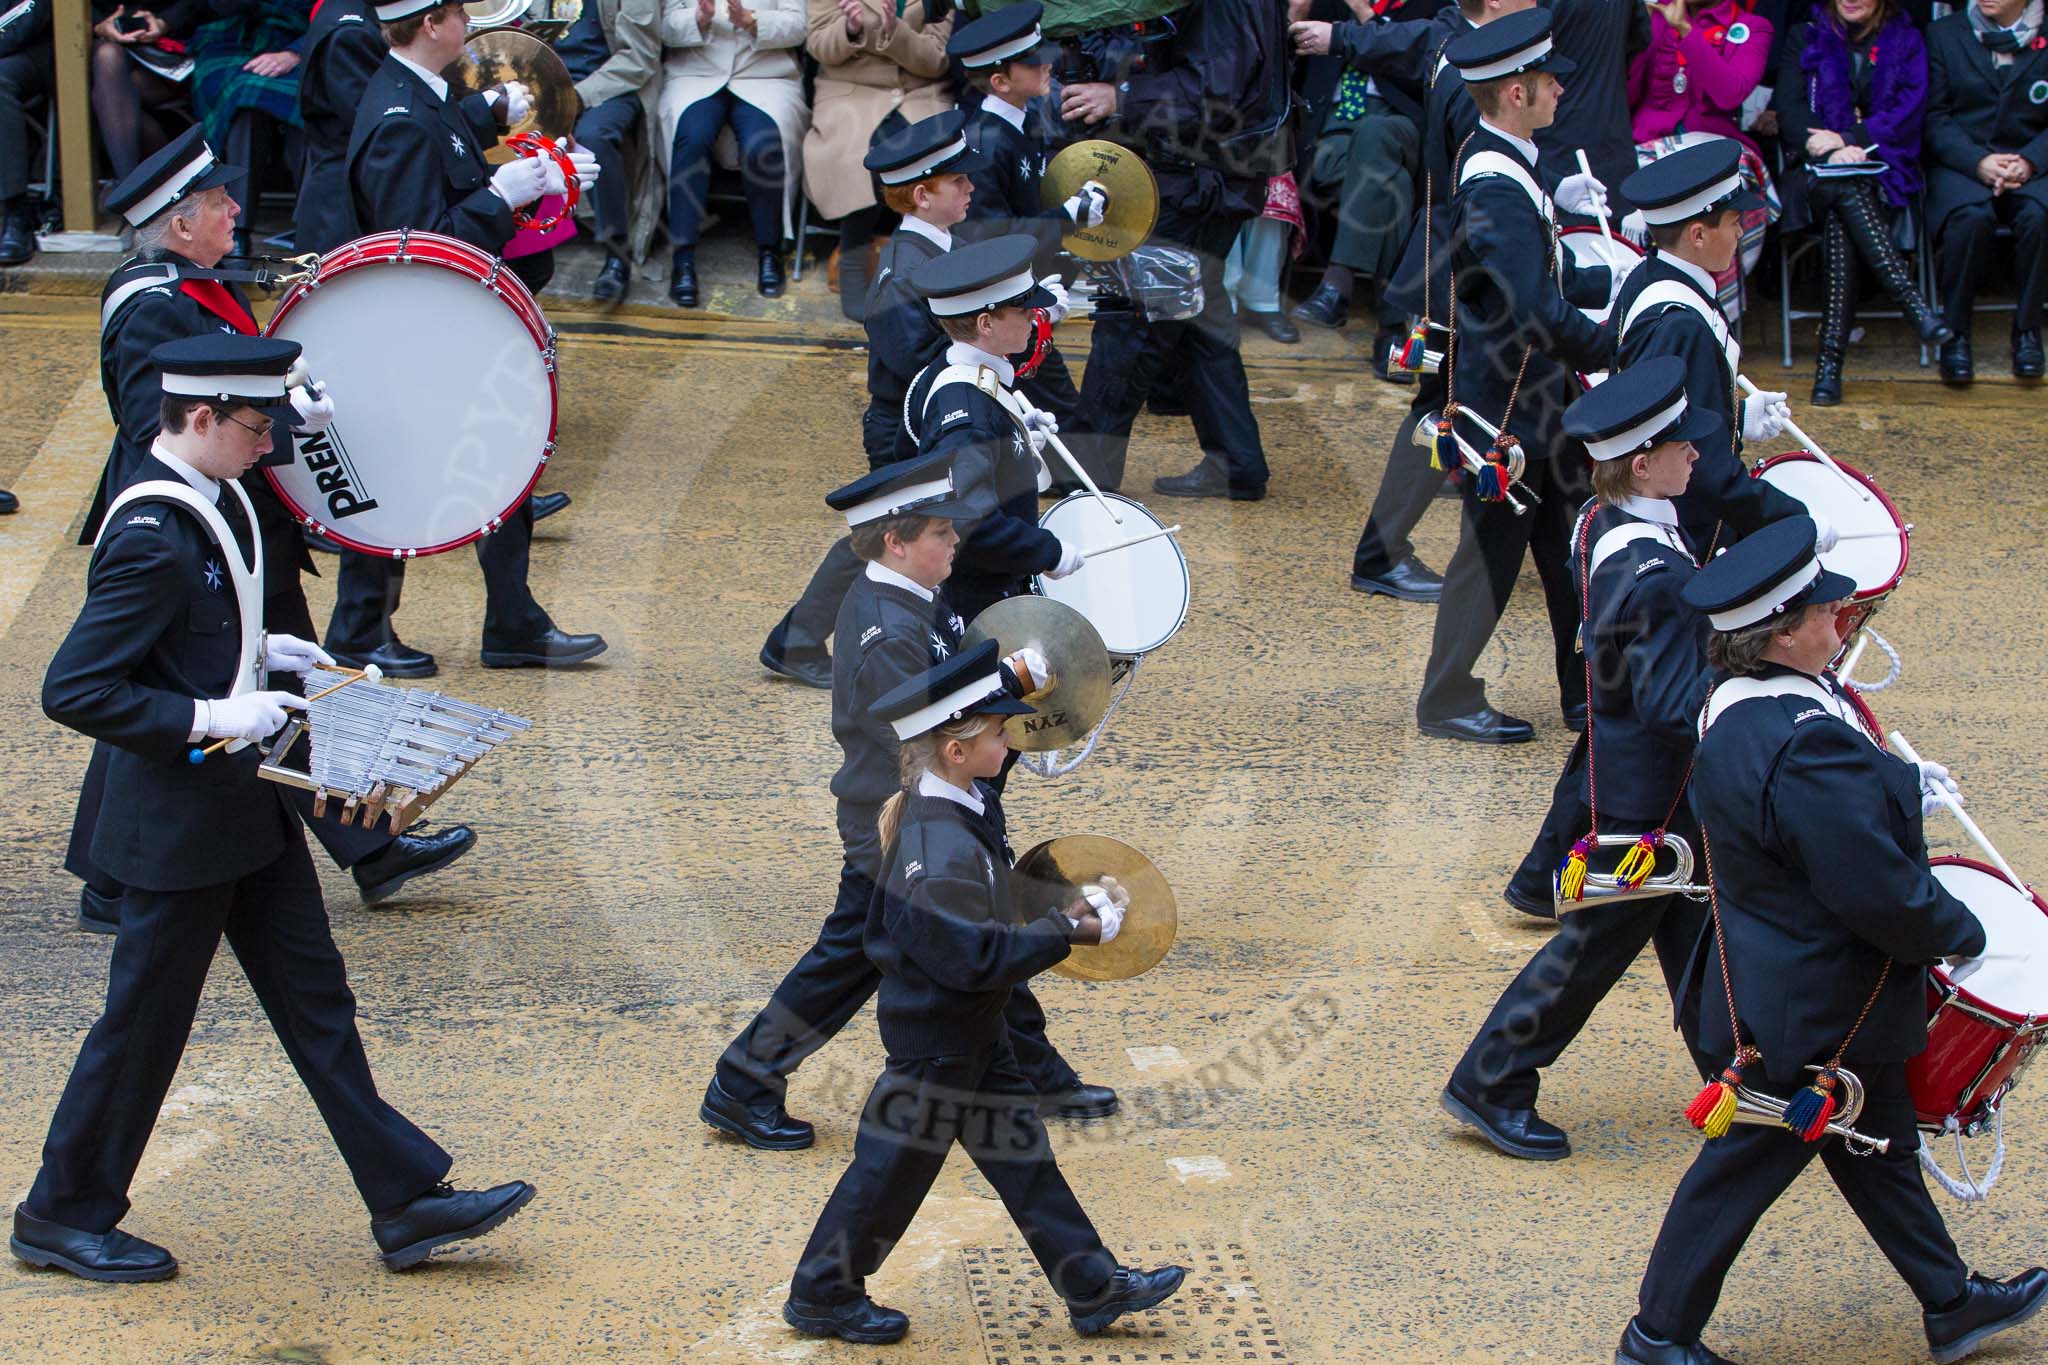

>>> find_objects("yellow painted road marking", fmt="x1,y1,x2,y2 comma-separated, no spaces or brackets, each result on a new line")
0,375,111,640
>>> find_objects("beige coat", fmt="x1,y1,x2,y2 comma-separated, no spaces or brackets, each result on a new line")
800,0,954,220
658,0,812,239
574,0,668,263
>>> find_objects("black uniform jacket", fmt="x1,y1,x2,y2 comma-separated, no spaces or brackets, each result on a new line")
865,788,1074,1059
1444,125,1613,454
1382,10,1474,319
1536,0,1652,207
44,472,294,892
1924,11,2048,228
0,0,51,59
863,229,948,468
88,253,313,586
1574,499,1708,824
1614,254,1805,547
347,53,516,251
1325,0,1457,128
958,103,1070,272
1690,665,1987,1069
830,569,965,877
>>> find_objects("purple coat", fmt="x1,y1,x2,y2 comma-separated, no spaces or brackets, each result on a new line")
1796,4,1927,208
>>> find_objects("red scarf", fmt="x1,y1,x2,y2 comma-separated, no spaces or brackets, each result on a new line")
181,279,257,335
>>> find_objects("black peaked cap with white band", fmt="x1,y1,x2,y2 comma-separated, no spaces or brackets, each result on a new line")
374,0,455,21
105,125,244,229
865,109,992,185
910,234,1055,317
828,448,991,527
872,639,1034,742
1563,356,1722,462
1680,515,1857,631
152,334,303,430
1622,138,1764,227
1445,7,1576,81
946,1,1056,68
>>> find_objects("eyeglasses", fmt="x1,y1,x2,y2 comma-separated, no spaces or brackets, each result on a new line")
221,411,274,440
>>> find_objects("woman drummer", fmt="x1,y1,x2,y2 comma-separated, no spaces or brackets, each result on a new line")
784,640,1185,1346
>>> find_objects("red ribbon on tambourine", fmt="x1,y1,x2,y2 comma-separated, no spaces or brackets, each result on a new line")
505,131,580,234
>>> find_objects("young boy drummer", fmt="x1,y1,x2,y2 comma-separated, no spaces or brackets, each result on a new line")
1442,357,1721,1162
785,641,1185,1346
704,453,1116,1151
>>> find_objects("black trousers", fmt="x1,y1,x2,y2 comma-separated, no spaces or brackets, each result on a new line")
0,47,51,203
1352,372,1451,577
1326,97,1420,287
326,499,551,655
1635,1062,1967,1343
668,89,782,250
1417,452,1587,723
573,93,640,258
1075,201,1267,492
791,1038,1116,1306
1451,816,1715,1110
1937,190,2048,334
716,861,1081,1105
27,827,450,1231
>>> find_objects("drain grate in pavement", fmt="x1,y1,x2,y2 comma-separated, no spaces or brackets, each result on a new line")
964,1241,1289,1364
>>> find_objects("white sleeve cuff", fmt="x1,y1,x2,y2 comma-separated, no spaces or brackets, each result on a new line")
189,699,209,743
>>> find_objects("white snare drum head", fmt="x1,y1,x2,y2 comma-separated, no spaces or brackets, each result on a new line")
1560,230,1643,325
1755,455,1906,599
1934,861,2048,1014
268,260,553,554
1033,493,1190,658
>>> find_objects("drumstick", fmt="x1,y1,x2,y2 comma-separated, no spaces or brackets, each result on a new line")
1081,524,1180,558
1890,730,2028,892
1576,150,1615,244
1736,375,1874,503
188,665,378,762
1833,527,1910,542
1040,430,1123,525
1840,630,1871,681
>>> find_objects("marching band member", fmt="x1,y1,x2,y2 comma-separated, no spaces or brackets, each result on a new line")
336,0,606,675
784,641,1183,1345
1414,7,1615,744
1443,358,1719,1161
12,336,533,1285
1619,518,2045,1365
704,452,1116,1150
71,129,475,933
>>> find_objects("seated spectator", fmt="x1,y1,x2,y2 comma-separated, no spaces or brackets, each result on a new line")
659,0,809,307
802,0,953,321
559,0,666,304
0,0,51,265
1773,0,1949,406
91,3,198,194
1629,1,1778,322
1226,175,1303,342
189,0,312,256
1923,0,2048,385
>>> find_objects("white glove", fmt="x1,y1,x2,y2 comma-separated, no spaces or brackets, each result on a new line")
1046,541,1086,580
262,632,335,674
288,380,335,433
1038,274,1071,324
201,690,305,744
1081,877,1129,943
489,154,551,209
1063,179,1109,229
1811,514,1840,555
488,80,533,126
1004,646,1052,694
1917,760,1962,816
567,147,600,191
1020,405,1060,438
1555,170,1609,219
1742,389,1791,443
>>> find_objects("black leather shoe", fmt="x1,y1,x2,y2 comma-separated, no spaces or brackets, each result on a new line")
352,822,477,905
1440,1084,1569,1160
669,255,699,308
528,490,571,523
328,639,438,679
1615,1317,1738,1364
1350,555,1443,603
1418,706,1534,744
2014,330,2045,380
11,1205,176,1283
1370,325,1417,384
757,247,785,298
1242,309,1299,343
370,1180,534,1270
1040,1082,1120,1120
79,884,120,934
1918,314,1957,346
1154,463,1265,501
761,638,833,689
1504,873,1556,919
1925,1268,2048,1364
1070,1265,1189,1336
1562,702,1587,732
0,488,16,514
783,1294,909,1344
1810,351,1844,408
1291,282,1349,329
591,254,629,304
700,1076,815,1150
480,627,608,668
1939,336,1973,385
0,201,34,266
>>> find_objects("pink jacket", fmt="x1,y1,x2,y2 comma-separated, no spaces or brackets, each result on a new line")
1627,0,1774,157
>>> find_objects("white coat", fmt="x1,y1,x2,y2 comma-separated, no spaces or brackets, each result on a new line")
657,0,812,240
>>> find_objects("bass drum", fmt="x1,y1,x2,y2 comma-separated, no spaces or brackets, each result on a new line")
1032,492,1190,662
264,231,557,558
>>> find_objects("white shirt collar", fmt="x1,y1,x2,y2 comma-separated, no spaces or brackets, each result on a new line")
865,559,935,602
898,215,952,251
1479,119,1540,167
150,440,221,503
918,769,986,814
392,51,449,102
1663,252,1720,300
1619,494,1681,528
944,340,1015,387
981,95,1029,134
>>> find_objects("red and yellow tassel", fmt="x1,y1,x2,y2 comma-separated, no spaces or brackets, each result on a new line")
1685,1055,1750,1139
1613,830,1664,890
1557,835,1594,904
1782,1069,1840,1143
1476,450,1512,503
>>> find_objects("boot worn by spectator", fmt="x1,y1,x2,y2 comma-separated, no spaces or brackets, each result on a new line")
0,198,34,265
1939,335,1973,385
591,254,629,303
1293,281,1349,329
1242,308,1299,342
369,1179,535,1270
758,246,785,298
670,251,699,307
2015,329,2045,379
351,822,479,905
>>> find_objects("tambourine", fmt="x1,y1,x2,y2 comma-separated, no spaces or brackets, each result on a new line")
504,131,579,233
1016,308,1055,380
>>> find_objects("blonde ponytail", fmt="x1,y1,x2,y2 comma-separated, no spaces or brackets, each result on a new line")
875,713,999,851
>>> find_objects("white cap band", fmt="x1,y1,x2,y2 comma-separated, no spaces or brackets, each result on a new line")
1708,558,1823,631
1462,35,1554,82
160,370,290,401
1638,170,1745,226
845,474,955,527
123,145,215,228
891,671,1009,741
375,0,451,19
929,268,1036,317
1585,394,1688,462
960,26,1043,67
878,135,969,185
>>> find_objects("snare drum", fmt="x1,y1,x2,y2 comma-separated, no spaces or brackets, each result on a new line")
1562,227,1643,389
1753,452,1909,640
264,230,557,558
1033,493,1190,661
1907,858,2048,1133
